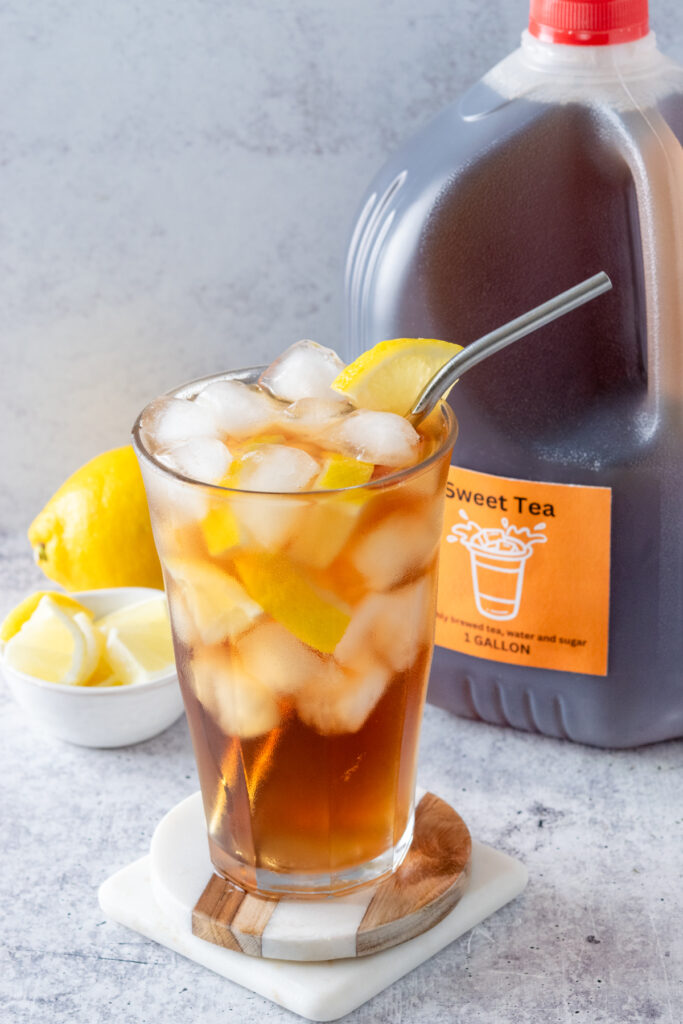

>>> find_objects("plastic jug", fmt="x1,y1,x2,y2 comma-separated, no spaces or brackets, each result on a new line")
345,0,683,747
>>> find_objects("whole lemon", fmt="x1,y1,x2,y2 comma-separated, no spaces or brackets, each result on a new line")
28,446,163,592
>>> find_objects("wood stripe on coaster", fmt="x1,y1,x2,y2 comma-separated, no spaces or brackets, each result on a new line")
230,894,278,957
356,792,471,956
192,873,245,952
191,791,471,961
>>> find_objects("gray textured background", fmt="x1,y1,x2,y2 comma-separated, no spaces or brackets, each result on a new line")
2,0,683,531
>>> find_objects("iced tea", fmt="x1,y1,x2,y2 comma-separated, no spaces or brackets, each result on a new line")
134,342,456,896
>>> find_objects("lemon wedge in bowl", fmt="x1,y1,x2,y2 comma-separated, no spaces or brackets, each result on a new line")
0,587,184,747
331,337,462,417
95,594,176,687
0,591,94,644
3,595,100,686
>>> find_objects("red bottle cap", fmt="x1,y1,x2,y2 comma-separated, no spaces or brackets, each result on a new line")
529,0,649,45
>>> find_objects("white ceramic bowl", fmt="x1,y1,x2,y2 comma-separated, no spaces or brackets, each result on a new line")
0,587,185,748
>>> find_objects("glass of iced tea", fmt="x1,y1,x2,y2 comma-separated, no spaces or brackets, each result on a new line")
133,342,456,897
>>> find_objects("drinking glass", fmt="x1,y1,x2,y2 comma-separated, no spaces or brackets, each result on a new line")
133,369,457,897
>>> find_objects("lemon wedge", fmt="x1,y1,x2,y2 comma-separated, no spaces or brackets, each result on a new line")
198,460,246,556
0,591,94,643
3,595,100,685
164,558,262,644
201,505,242,556
285,456,372,570
316,454,374,490
331,337,462,416
95,595,175,686
233,550,350,653
86,649,122,687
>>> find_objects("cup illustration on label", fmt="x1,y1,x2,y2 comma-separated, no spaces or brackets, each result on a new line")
447,511,548,621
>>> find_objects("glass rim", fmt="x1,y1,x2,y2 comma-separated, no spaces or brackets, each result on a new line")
132,366,458,498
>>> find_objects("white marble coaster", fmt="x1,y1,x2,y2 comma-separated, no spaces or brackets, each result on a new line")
99,791,528,1021
154,790,472,961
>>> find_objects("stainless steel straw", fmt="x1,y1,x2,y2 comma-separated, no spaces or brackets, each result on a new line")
409,271,612,423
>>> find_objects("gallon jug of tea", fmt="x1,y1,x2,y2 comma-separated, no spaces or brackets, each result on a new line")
345,0,683,747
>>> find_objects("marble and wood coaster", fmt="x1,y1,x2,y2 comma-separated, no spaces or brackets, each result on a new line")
99,790,528,1021
192,792,472,960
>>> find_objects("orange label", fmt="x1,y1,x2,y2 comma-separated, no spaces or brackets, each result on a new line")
435,466,611,676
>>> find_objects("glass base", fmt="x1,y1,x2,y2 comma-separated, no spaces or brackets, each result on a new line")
208,808,416,899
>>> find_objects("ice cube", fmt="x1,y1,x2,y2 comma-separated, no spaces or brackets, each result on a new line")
287,499,359,569
157,437,232,484
164,557,262,644
330,409,420,468
350,509,440,590
402,469,445,504
259,340,346,402
140,462,209,525
194,379,282,439
236,620,323,695
166,585,198,647
140,396,221,453
237,444,320,493
191,646,280,739
335,578,432,673
229,445,319,549
282,396,353,436
295,659,390,735
231,492,304,551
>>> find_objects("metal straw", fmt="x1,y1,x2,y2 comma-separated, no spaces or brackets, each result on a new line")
409,271,612,423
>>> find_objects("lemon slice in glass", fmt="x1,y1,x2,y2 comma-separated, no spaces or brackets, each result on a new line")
233,550,350,653
95,595,175,686
332,337,462,416
201,505,242,556
3,595,100,685
316,454,374,490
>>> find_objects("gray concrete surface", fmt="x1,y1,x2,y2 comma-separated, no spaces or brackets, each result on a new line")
1,531,681,1023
